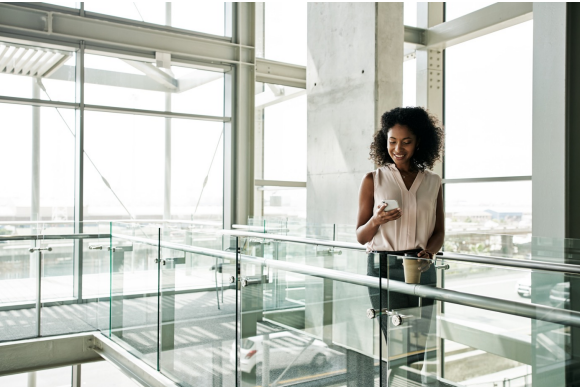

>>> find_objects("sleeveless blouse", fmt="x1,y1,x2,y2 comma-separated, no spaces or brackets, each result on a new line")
366,164,441,252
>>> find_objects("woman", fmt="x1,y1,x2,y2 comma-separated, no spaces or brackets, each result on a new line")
356,106,444,361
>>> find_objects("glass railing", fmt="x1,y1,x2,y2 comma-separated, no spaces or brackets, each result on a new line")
4,221,580,386
233,235,382,386
384,252,580,387
0,221,111,341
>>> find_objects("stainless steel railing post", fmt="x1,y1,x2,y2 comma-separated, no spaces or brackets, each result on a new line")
29,247,52,337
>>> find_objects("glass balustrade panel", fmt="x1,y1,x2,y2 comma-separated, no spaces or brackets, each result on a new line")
39,235,109,336
385,255,438,386
109,223,161,370
0,238,38,341
238,236,382,386
384,250,580,387
157,229,236,386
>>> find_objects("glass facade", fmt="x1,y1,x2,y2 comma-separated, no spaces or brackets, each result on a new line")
84,3,228,37
261,3,307,65
0,102,75,222
254,82,307,221
444,21,533,236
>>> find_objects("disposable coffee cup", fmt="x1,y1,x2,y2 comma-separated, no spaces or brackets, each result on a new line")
402,258,421,284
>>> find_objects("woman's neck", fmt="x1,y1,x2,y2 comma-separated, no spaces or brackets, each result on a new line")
394,162,414,173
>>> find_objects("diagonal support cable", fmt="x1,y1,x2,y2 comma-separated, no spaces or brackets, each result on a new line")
192,130,223,219
36,78,136,221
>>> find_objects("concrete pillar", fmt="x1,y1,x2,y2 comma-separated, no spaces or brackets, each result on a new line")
306,3,404,379
532,3,580,385
307,2,403,226
532,3,567,240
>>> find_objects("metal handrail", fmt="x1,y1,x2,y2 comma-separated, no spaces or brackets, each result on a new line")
220,229,364,250
3,230,580,275
222,230,580,275
441,252,580,275
0,233,111,241
113,233,580,328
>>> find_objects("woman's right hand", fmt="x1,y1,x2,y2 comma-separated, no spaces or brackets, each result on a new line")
372,203,402,226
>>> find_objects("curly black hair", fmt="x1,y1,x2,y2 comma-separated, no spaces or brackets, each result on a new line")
369,107,444,171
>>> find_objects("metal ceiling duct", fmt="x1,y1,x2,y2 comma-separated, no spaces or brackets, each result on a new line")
0,43,72,78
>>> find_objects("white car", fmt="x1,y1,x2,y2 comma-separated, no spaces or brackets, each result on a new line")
230,331,331,375
516,274,531,298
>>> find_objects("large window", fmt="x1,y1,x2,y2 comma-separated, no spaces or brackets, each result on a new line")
254,83,307,221
84,111,223,222
84,54,224,116
444,20,533,237
0,40,226,223
82,52,225,222
84,3,228,37
0,41,76,222
259,3,307,65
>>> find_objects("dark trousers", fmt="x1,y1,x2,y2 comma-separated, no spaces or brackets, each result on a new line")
367,251,437,359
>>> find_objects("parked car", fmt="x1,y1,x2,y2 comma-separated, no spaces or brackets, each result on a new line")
230,331,331,375
516,274,531,298
516,275,570,308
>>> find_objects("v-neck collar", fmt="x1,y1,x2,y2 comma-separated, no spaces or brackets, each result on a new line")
388,164,425,194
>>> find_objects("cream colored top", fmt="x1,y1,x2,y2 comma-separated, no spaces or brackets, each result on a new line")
366,164,441,252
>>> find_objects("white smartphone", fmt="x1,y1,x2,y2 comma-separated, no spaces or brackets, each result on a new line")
381,199,399,212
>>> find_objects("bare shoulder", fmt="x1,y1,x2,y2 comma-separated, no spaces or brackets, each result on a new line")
361,171,374,186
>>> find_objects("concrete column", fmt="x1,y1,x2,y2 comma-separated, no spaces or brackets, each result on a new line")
532,3,567,240
307,2,403,226
306,3,404,378
531,3,580,386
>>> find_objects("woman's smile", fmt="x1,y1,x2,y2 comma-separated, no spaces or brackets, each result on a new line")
387,124,417,167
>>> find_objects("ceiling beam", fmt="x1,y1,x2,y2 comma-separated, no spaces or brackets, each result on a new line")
425,2,533,49
403,3,533,50
122,59,177,89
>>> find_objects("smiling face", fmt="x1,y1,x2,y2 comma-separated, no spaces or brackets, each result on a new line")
387,124,417,168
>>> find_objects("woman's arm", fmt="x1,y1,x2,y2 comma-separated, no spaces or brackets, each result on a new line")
356,172,402,245
418,185,445,260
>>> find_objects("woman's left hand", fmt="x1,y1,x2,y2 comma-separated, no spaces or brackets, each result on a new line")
417,250,433,272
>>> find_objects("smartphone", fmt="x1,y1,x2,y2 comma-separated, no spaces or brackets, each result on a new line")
381,199,399,212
